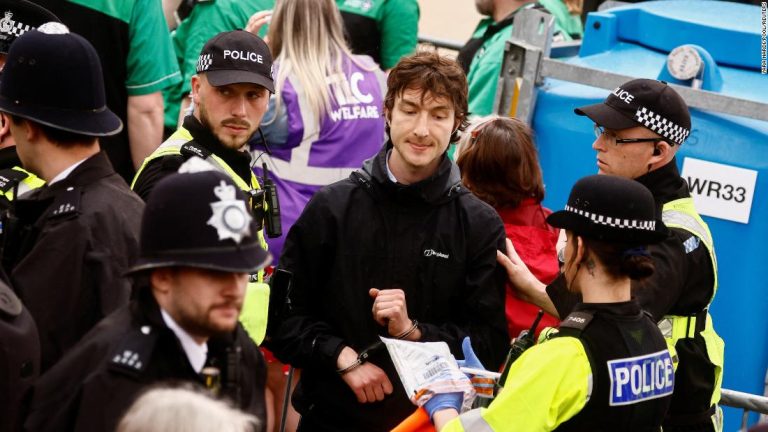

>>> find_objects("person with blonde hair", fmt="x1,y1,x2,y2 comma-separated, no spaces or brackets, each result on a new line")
247,0,386,262
117,385,260,432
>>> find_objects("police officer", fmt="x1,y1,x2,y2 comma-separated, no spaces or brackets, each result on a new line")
0,5,60,429
427,175,674,431
24,168,271,432
131,29,271,206
0,25,144,372
132,30,275,344
0,0,59,206
501,79,723,432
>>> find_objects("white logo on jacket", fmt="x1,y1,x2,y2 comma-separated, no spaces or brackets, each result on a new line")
424,249,449,259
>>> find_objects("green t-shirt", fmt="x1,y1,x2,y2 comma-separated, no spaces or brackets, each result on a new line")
163,0,274,129
70,0,181,96
336,0,419,70
466,1,583,117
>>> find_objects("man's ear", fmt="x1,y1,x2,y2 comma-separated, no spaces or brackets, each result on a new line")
0,113,9,141
190,75,202,105
150,268,175,295
650,140,674,164
383,107,391,126
574,235,586,265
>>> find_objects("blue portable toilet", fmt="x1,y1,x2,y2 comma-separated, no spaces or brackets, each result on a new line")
530,1,768,429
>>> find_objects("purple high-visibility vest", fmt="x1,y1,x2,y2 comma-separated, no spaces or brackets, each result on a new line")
253,55,386,261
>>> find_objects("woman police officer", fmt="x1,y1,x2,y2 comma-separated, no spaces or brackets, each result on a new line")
425,174,675,431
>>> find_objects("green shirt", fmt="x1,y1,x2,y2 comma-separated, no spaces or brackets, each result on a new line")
466,1,583,117
336,0,419,70
70,0,181,96
163,0,274,129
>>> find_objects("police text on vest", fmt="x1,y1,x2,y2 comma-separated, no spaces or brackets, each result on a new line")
607,349,674,406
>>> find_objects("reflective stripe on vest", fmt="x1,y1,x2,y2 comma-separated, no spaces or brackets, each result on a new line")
1,167,45,201
660,197,723,411
458,409,495,432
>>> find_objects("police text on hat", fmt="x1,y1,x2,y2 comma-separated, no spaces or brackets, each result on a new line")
575,79,691,146
196,30,274,92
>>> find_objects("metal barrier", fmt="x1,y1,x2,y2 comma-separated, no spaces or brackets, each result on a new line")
417,34,463,52
721,389,768,431
417,34,582,59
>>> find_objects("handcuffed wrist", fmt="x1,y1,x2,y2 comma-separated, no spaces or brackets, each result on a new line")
336,358,363,375
394,319,419,340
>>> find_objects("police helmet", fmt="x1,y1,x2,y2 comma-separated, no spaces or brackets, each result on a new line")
127,169,271,274
547,175,667,244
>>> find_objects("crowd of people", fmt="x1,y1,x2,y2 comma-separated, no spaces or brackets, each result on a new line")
0,0,731,431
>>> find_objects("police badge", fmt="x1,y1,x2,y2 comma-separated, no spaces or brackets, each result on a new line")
0,11,15,34
207,180,252,244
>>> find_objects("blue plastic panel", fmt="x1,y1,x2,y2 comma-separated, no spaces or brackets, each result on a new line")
532,2,768,429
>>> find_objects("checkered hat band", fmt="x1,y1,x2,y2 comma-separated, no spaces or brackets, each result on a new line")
196,54,212,72
634,106,690,145
565,205,656,231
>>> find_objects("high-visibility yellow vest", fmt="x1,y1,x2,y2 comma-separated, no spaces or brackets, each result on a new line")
660,197,724,431
132,128,271,345
0,166,45,202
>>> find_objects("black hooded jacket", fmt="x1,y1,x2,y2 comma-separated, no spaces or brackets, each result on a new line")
267,144,508,431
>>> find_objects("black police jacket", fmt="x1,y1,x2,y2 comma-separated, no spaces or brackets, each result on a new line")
555,300,673,431
546,158,718,426
0,275,39,432
267,143,509,431
2,151,143,372
23,287,267,432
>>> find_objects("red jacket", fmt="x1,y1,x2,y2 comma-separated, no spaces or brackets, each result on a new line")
496,199,560,339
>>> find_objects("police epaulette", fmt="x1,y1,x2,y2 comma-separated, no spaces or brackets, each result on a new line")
0,168,29,194
181,141,212,160
108,325,158,378
558,311,595,335
47,186,80,220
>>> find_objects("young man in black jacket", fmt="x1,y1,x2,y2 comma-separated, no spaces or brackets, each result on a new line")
499,79,724,432
267,51,509,432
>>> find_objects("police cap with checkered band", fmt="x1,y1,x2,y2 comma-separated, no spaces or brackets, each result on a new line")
127,167,271,275
575,79,691,146
196,30,274,93
0,0,59,55
547,175,667,244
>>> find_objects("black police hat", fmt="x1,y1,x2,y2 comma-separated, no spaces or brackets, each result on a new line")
0,24,122,136
0,0,59,54
575,79,691,146
128,169,271,274
196,30,274,92
547,175,667,244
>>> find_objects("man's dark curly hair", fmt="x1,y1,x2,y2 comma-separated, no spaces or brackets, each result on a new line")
383,51,469,143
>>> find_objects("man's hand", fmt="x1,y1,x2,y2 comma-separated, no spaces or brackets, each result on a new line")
369,288,412,337
336,346,393,403
497,238,559,317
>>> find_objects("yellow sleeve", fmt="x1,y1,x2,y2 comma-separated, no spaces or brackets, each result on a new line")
442,337,591,432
